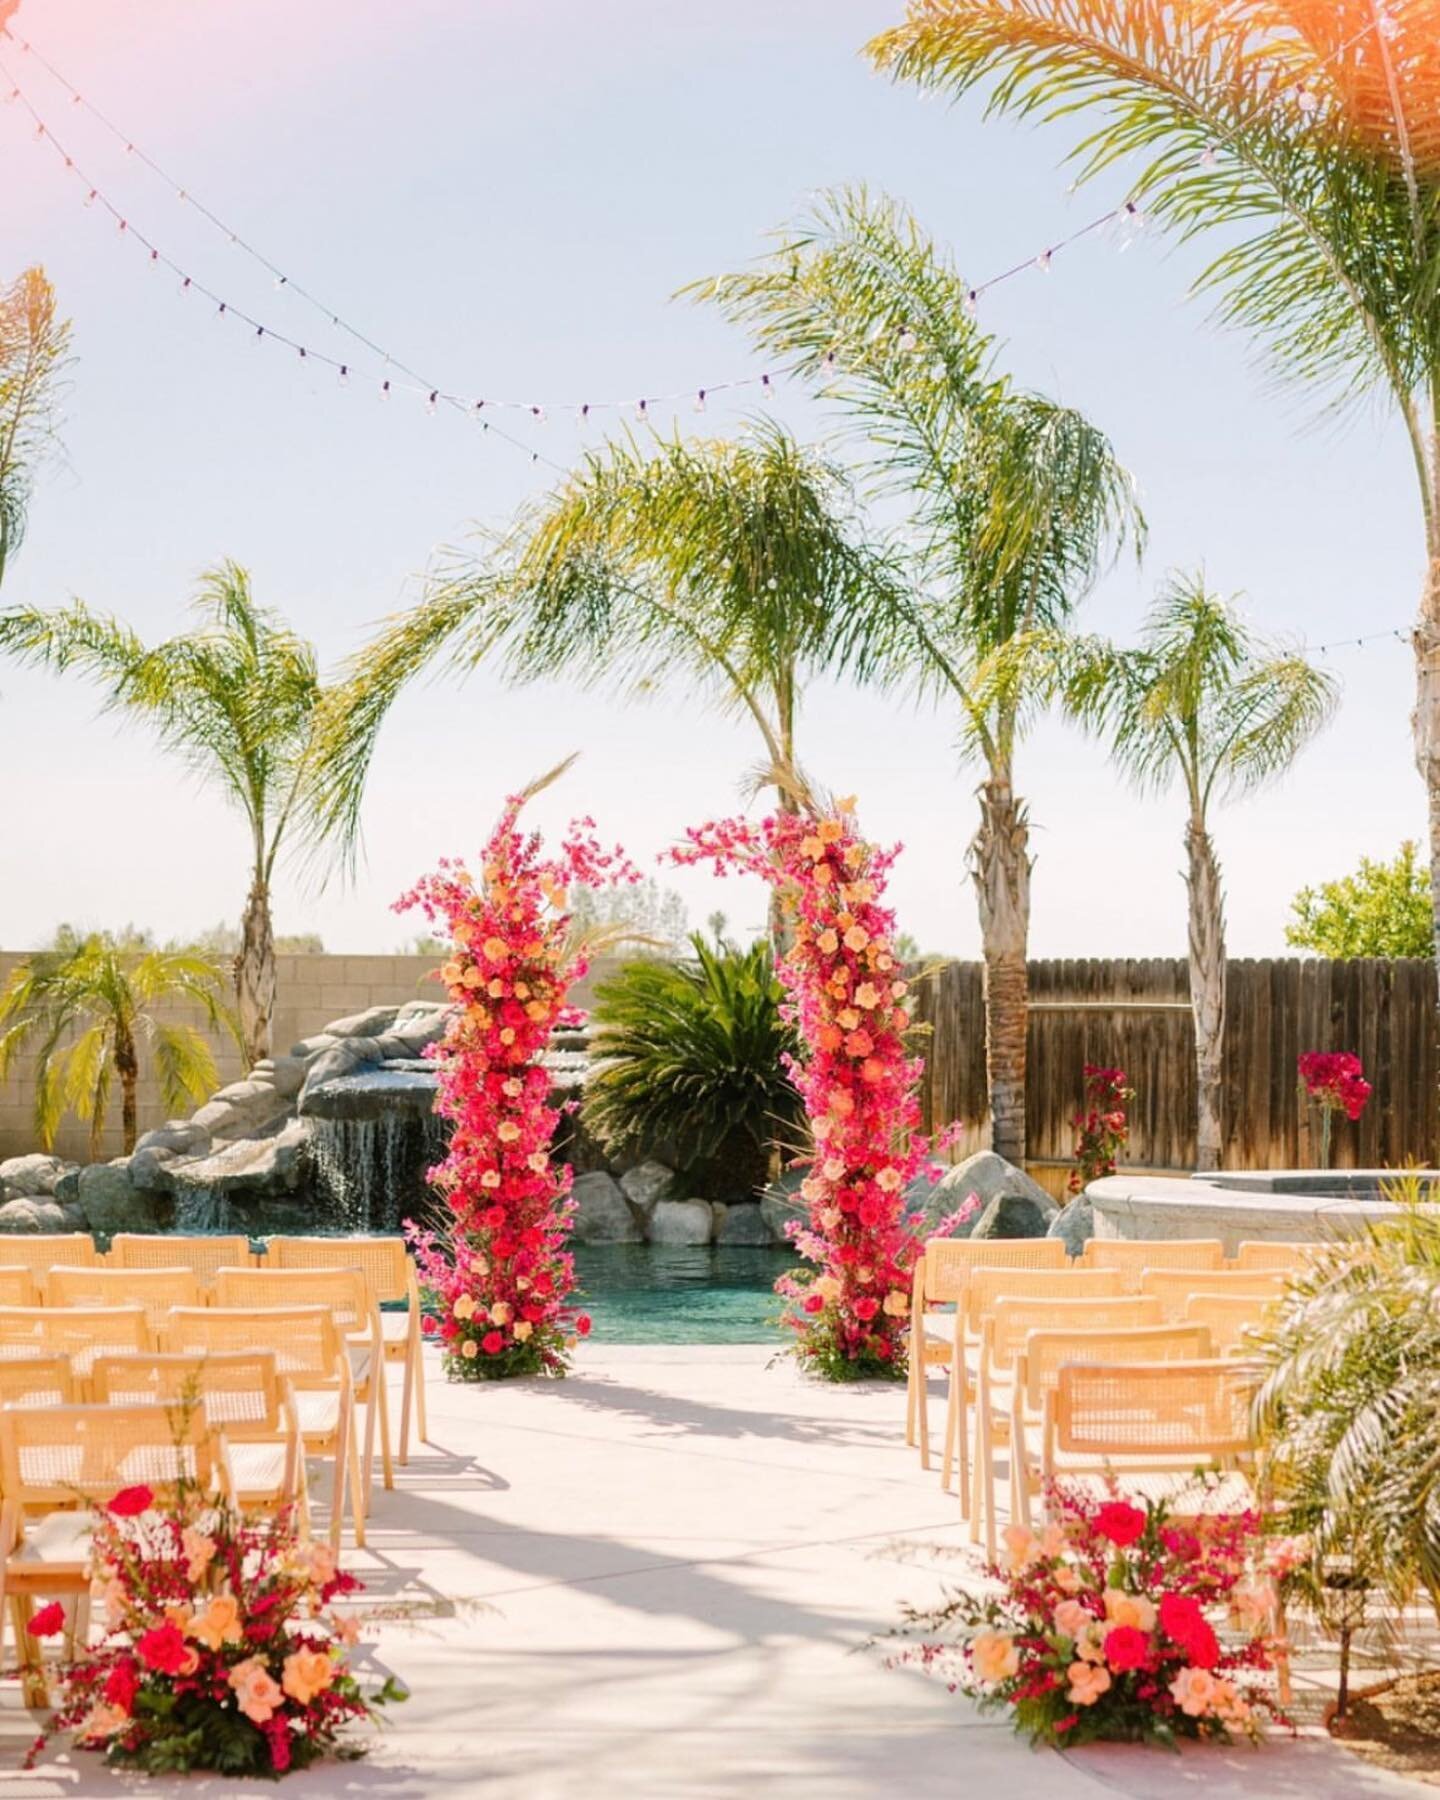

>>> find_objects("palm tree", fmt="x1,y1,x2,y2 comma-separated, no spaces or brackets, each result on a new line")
0,266,71,588
0,563,369,1065
1064,576,1336,1168
0,927,236,1157
319,423,896,946
688,187,1142,1163
867,3,1440,977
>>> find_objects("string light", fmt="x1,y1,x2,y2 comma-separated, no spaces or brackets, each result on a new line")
0,6,1394,454
1303,626,1410,655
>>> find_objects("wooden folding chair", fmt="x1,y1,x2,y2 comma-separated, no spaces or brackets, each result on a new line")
936,1267,1126,1506
1183,1290,1283,1356
1140,1266,1286,1322
1082,1238,1225,1290
993,1322,1214,1551
1230,1240,1344,1272
0,1268,39,1307
47,1265,203,1334
0,1355,76,1410
213,1266,392,1498
108,1233,256,1286
91,1351,301,1521
0,1235,99,1278
0,1305,151,1384
162,1305,361,1551
0,1403,229,1706
907,1238,1067,1468
264,1235,428,1462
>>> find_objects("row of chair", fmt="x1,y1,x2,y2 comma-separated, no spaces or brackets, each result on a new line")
0,1232,429,1465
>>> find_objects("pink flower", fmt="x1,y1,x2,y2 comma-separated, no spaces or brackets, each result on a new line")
1094,1501,1147,1547
136,1621,190,1676
26,1602,66,1637
1102,1625,1152,1672
108,1483,153,1517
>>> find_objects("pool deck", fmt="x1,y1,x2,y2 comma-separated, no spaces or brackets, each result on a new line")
5,1345,1431,1798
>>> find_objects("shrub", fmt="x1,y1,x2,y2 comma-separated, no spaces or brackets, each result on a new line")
584,935,804,1200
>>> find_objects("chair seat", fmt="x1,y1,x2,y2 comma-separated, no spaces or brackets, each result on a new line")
293,1389,343,1439
228,1440,292,1499
8,1509,92,1572
380,1313,414,1347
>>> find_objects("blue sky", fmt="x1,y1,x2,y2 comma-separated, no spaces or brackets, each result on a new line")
0,0,1422,956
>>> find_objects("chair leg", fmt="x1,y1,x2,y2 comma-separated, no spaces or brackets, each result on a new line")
917,1358,932,1472
415,1334,429,1445
397,1349,413,1467
12,1596,47,1710
347,1414,367,1550
940,1368,957,1491
905,1350,917,1450
1274,1592,1293,1707
374,1354,395,1490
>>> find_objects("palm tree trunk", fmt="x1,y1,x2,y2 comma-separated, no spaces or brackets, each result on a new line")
236,875,276,1069
1185,815,1227,1173
115,1020,140,1156
970,772,1031,1166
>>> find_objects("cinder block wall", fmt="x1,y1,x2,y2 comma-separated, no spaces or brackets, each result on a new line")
0,951,625,1163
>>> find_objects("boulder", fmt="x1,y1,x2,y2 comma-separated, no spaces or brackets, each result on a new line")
0,1196,73,1234
1047,1192,1095,1258
901,1165,984,1238
166,1118,312,1200
323,1005,401,1041
128,1145,181,1193
619,1161,676,1213
290,1033,339,1060
134,1119,211,1158
759,1168,807,1244
0,1152,74,1197
262,1055,309,1101
716,1202,774,1246
570,1171,641,1244
649,1199,714,1246
77,1162,161,1233
190,1079,289,1142
972,1188,1061,1241
52,1167,81,1206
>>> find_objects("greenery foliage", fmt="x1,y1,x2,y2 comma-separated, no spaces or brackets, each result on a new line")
584,934,804,1199
1257,1202,1440,1616
0,926,236,1155
1286,841,1434,958
0,266,70,588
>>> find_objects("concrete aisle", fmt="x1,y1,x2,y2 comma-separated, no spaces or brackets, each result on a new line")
5,1347,1428,1799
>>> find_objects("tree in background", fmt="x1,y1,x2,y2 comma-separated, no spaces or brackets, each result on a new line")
0,266,70,589
584,935,804,1200
0,563,371,1066
690,187,1141,1164
568,877,690,957
318,425,897,949
1065,576,1336,1169
1287,841,1434,958
868,1,1440,1023
0,927,236,1157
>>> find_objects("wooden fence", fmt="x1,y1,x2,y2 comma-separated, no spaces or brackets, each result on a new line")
910,958,1439,1173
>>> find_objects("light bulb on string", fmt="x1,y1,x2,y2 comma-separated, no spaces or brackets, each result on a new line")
274,274,288,291
578,403,591,427
116,218,127,234
338,364,350,387
964,290,979,319
636,397,649,422
255,325,265,344
83,188,95,206
821,348,838,375
760,373,772,400
694,389,707,413
380,378,392,401
1199,145,1219,169
1295,85,1318,115
1034,247,1053,273
531,405,546,425
896,324,918,351
427,390,439,414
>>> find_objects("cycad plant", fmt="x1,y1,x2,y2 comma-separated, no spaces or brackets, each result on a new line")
689,186,1141,1162
0,563,371,1065
0,265,70,588
583,934,805,1201
1256,1202,1440,1618
867,1,1440,963
1064,576,1336,1167
0,928,237,1157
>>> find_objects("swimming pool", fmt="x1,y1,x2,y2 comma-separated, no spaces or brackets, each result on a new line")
571,1245,794,1344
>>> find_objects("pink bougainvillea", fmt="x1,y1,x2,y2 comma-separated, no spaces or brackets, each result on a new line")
1297,1050,1372,1171
672,798,962,1381
396,790,639,1380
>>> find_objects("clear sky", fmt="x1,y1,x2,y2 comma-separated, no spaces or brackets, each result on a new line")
0,0,1423,957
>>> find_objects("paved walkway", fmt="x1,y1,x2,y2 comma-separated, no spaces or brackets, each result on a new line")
5,1347,1429,1798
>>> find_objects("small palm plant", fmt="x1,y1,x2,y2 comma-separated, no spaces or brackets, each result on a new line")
1063,577,1336,1168
1256,1204,1440,1623
583,935,805,1201
0,265,70,589
0,928,238,1157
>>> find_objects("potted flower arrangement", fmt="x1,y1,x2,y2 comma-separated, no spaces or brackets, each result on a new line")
22,1478,402,1776
892,1483,1288,1746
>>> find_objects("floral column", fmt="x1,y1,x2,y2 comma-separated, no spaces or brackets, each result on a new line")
397,788,637,1379
674,796,960,1380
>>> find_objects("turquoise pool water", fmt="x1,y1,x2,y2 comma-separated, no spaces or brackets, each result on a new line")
572,1246,794,1344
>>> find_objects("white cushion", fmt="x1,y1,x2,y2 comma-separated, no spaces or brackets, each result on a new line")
11,1510,91,1569
228,1440,291,1499
293,1389,342,1439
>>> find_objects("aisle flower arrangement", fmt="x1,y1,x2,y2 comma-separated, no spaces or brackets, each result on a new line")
1067,1063,1135,1195
24,1483,398,1776
397,772,639,1380
892,1484,1288,1747
673,795,961,1380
